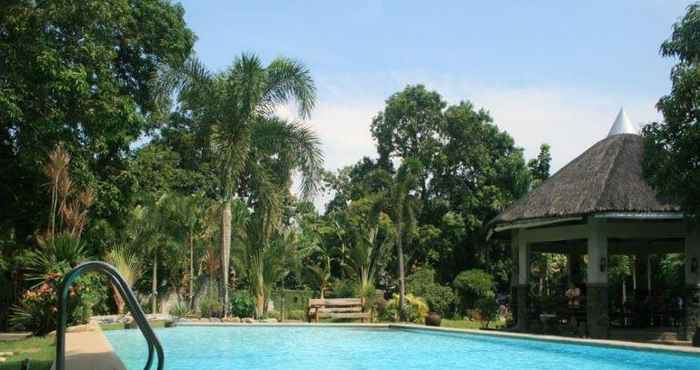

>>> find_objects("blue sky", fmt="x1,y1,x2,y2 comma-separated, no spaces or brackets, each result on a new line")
178,0,691,173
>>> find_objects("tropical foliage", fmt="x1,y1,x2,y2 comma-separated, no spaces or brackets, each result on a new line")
643,4,700,221
5,0,696,332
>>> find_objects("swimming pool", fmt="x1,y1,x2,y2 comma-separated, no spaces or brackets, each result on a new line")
105,326,699,370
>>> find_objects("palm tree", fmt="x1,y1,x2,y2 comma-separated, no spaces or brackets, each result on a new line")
127,194,173,314
386,159,423,320
341,195,393,299
166,193,208,308
233,117,323,317
105,244,140,314
307,256,332,299
175,54,317,314
235,212,287,318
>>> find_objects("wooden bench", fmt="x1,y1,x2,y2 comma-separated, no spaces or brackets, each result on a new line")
307,298,370,323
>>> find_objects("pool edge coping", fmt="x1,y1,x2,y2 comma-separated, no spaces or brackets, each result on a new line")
176,321,390,329
172,321,700,356
390,323,700,357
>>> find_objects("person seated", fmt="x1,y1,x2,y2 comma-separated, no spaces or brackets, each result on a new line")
565,283,582,308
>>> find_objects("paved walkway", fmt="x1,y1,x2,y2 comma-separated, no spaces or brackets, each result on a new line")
50,324,124,370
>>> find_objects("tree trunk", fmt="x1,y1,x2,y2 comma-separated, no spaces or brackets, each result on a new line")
255,292,265,319
539,276,544,296
152,251,158,314
397,224,406,321
189,233,194,309
221,199,232,316
112,283,125,314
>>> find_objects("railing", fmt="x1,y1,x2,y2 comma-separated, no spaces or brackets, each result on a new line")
55,261,164,370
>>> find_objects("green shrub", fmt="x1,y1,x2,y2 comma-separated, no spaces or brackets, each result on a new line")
452,269,495,312
475,296,499,328
230,290,256,318
199,296,223,318
10,275,61,335
382,294,429,323
263,310,281,320
10,272,109,335
285,309,307,321
10,234,111,335
73,273,111,320
170,301,191,318
328,279,355,298
407,268,456,316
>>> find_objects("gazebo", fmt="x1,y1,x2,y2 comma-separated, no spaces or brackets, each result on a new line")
490,109,699,341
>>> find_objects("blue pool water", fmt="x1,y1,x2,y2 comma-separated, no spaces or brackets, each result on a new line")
105,326,699,370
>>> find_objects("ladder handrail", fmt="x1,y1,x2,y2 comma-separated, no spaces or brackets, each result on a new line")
55,261,165,370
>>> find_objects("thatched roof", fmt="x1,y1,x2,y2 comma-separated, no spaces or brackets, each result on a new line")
492,133,680,226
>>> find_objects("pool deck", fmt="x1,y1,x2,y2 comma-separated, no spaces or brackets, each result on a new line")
50,323,125,370
177,321,700,356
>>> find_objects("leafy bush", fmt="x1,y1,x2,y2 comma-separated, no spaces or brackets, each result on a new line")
71,273,111,321
10,233,112,334
452,269,495,311
475,296,499,328
170,301,191,318
263,310,280,320
230,290,256,318
382,294,429,323
199,296,223,318
10,274,62,335
10,271,110,335
407,268,456,316
285,309,307,321
328,279,355,298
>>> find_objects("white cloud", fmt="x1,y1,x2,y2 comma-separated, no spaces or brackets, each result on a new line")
278,98,383,172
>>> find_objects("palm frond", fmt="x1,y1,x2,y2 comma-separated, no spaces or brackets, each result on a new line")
105,244,141,288
250,117,324,198
263,57,316,119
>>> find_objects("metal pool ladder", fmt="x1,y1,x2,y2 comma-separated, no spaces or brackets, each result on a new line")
55,261,165,370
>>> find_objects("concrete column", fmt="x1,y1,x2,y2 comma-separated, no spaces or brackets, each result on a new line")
586,217,609,339
567,253,582,286
635,252,651,297
683,226,700,344
510,231,519,327
515,231,529,331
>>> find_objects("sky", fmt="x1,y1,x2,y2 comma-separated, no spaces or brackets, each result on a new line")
177,0,691,174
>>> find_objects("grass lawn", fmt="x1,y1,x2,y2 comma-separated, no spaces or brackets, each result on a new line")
440,319,506,330
0,320,169,370
0,336,54,370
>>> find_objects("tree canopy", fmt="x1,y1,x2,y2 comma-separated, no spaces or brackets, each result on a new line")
643,3,700,221
0,0,195,236
1,1,568,327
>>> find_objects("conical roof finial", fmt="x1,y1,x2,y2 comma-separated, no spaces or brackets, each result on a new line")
608,108,638,137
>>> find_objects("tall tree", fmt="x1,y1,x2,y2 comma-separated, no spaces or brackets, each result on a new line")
127,194,177,314
0,0,194,238
177,54,317,313
233,118,323,316
370,85,445,198
528,144,552,188
643,4,700,221
386,159,423,319
167,193,208,308
431,101,530,277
